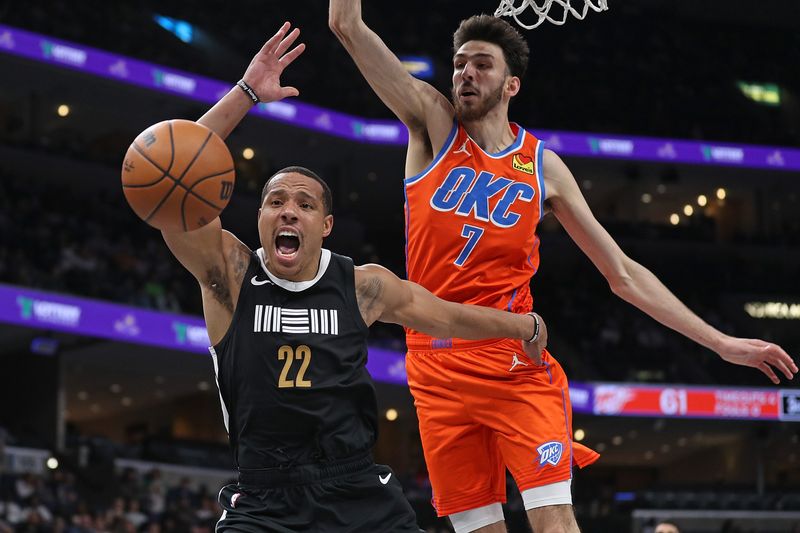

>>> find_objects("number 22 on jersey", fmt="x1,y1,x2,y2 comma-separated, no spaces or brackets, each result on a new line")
277,345,312,388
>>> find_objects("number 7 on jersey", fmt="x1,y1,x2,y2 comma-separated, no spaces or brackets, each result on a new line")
454,224,485,267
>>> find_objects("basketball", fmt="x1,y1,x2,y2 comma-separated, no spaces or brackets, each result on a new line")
121,119,235,232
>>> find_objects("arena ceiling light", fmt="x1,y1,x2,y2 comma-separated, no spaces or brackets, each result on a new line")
737,81,781,106
744,301,800,320
399,56,434,80
153,14,194,44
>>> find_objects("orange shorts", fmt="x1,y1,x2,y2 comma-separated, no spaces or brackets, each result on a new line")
406,338,599,517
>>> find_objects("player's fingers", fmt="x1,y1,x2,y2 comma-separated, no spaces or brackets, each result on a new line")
261,22,291,55
774,359,796,380
281,86,300,99
768,353,797,380
770,344,798,373
275,28,301,57
762,344,797,379
758,362,779,385
279,43,306,68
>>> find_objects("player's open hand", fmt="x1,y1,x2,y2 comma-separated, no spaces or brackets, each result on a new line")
242,22,306,103
718,337,798,384
521,313,548,365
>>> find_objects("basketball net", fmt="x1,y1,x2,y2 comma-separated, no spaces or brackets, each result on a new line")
495,0,608,30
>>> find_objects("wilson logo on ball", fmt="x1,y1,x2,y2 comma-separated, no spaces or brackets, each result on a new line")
220,181,234,200
143,131,157,148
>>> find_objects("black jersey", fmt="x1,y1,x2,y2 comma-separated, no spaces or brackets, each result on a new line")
210,248,378,469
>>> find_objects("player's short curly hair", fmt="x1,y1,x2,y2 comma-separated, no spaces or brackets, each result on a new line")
453,14,530,79
262,166,333,215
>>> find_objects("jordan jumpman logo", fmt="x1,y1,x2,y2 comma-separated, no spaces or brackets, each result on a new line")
453,139,471,157
509,353,529,371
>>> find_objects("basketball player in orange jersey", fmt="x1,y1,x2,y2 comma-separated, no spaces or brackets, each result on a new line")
328,4,798,533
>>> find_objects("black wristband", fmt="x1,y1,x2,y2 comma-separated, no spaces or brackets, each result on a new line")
525,312,540,343
237,79,260,104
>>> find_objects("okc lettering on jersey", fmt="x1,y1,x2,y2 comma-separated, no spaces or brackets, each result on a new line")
430,166,535,228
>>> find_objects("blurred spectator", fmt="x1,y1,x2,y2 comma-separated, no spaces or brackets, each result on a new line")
655,521,681,533
124,499,147,530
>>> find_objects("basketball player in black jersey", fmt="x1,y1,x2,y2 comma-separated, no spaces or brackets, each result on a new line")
160,24,549,532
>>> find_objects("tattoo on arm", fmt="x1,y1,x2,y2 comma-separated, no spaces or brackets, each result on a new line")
229,245,249,281
205,265,233,313
356,274,384,324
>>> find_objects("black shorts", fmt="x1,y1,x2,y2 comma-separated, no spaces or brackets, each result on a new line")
216,453,422,532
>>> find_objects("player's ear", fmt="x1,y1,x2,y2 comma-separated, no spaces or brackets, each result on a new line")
506,76,521,98
322,214,334,238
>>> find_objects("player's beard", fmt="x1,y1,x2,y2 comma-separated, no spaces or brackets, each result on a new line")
452,81,504,122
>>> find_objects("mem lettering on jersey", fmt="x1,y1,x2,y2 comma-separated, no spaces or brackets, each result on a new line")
253,305,339,335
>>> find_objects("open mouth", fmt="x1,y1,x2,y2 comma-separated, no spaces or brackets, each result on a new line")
275,231,300,258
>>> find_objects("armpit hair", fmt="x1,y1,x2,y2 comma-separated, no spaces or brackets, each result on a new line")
205,265,233,313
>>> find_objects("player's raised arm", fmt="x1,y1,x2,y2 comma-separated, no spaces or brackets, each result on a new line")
354,264,547,363
329,0,454,137
161,23,306,343
542,149,798,383
199,22,305,140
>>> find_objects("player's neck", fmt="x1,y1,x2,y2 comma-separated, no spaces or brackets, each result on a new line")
462,112,516,154
265,249,323,283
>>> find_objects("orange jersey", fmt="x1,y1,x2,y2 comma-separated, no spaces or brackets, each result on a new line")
404,121,545,348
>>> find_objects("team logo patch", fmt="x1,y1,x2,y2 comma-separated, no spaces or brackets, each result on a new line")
512,153,535,174
536,441,564,467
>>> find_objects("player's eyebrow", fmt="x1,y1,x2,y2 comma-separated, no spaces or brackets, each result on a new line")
265,187,287,198
453,52,496,61
294,191,318,204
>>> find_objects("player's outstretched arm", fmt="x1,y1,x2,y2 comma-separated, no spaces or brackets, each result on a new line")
354,264,547,362
329,0,453,139
542,149,798,383
161,23,304,344
198,22,305,140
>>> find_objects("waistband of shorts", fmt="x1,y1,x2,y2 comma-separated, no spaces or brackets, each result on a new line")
405,334,514,352
237,451,373,487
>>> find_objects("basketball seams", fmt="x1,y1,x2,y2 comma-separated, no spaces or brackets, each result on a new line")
125,147,233,216
176,130,214,183
144,129,214,224
176,131,217,230
167,121,176,176
179,170,235,231
125,143,170,187
188,168,235,183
